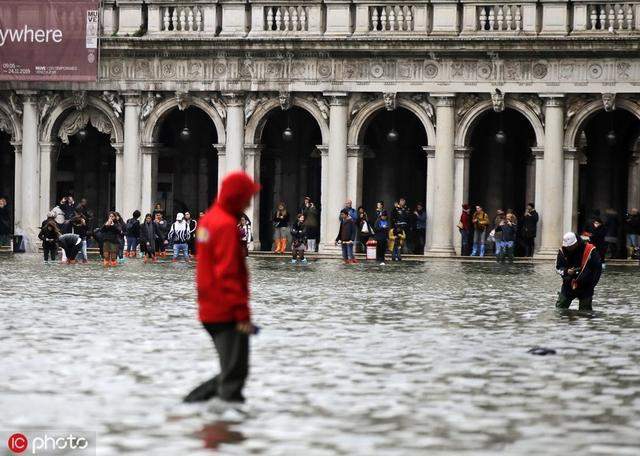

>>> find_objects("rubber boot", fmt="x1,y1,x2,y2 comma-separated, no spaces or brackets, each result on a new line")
479,244,486,257
274,240,281,254
280,239,287,254
578,296,593,312
471,243,478,256
555,293,571,309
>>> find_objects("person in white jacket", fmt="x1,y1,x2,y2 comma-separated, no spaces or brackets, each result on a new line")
168,213,191,262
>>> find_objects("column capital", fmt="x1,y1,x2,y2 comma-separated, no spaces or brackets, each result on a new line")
630,151,640,165
10,141,22,154
422,145,435,158
15,90,39,103
214,143,227,157
244,143,264,157
323,92,349,106
531,146,544,159
112,142,124,155
315,145,329,157
221,92,246,107
563,147,578,160
454,146,472,159
347,145,367,158
432,93,456,107
141,142,160,155
122,91,142,105
540,94,565,108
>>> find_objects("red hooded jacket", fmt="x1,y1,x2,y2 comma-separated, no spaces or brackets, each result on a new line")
196,172,260,323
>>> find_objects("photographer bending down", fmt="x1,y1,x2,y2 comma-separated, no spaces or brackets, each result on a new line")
555,232,603,312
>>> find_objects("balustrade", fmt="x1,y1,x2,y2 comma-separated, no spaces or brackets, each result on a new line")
477,4,523,31
264,6,309,32
588,3,635,31
370,5,416,32
161,5,203,32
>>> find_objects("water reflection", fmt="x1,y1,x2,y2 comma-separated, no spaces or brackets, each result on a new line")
0,255,639,454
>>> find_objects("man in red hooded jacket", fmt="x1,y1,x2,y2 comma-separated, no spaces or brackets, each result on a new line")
184,171,260,403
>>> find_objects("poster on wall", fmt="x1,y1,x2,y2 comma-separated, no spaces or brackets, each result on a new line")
0,0,99,81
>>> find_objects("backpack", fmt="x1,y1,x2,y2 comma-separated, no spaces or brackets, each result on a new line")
125,219,137,234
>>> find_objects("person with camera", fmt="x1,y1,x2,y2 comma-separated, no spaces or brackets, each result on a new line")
300,197,319,252
555,232,602,312
521,203,539,257
495,213,517,263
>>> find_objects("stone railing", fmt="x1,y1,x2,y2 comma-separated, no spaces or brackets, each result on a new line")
249,2,323,35
103,0,640,37
573,3,637,32
477,4,523,31
147,2,219,34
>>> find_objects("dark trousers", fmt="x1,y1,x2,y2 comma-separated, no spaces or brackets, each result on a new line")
376,239,387,262
63,243,81,261
414,229,425,254
184,322,249,403
43,241,57,261
556,282,594,312
522,237,535,257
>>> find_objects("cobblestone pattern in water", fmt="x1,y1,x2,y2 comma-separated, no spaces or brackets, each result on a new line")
1,256,639,455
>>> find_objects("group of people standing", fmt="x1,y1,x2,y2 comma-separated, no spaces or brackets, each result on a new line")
38,196,200,266
458,203,539,261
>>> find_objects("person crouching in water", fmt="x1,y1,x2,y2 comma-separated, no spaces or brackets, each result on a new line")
100,212,122,267
238,215,251,257
140,213,161,263
290,213,308,263
39,220,60,263
184,171,261,404
58,233,82,264
555,232,603,312
169,213,191,262
335,209,357,264
389,223,406,262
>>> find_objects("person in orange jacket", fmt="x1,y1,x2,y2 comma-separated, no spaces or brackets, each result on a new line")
184,171,261,404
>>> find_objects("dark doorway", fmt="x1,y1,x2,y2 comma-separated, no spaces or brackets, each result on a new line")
0,131,15,233
578,109,640,257
157,106,218,219
468,108,534,219
259,107,322,250
361,108,428,215
55,123,115,229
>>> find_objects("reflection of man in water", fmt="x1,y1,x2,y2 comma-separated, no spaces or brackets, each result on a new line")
184,172,261,404
555,232,602,312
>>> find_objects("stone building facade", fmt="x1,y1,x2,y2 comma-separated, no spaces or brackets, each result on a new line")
1,0,640,255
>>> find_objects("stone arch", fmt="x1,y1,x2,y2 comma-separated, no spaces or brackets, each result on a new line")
348,97,436,146
455,98,545,148
40,94,124,145
245,96,330,145
564,98,640,149
0,97,22,143
142,95,226,146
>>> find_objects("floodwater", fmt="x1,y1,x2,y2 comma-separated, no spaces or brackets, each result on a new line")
1,255,639,455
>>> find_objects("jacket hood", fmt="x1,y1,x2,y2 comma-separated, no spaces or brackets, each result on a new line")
216,172,261,215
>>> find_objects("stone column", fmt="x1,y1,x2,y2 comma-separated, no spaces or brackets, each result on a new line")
532,147,544,251
140,143,159,214
244,144,263,250
320,93,348,252
628,153,640,211
19,91,40,247
424,146,436,251
215,144,226,189
563,148,579,234
427,95,456,256
538,96,565,257
347,145,365,207
39,142,55,217
114,144,125,213
453,147,471,255
122,92,142,217
317,145,329,251
222,92,245,174
11,142,22,229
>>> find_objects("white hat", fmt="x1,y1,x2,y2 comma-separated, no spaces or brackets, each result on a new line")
176,213,184,221
562,232,577,247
